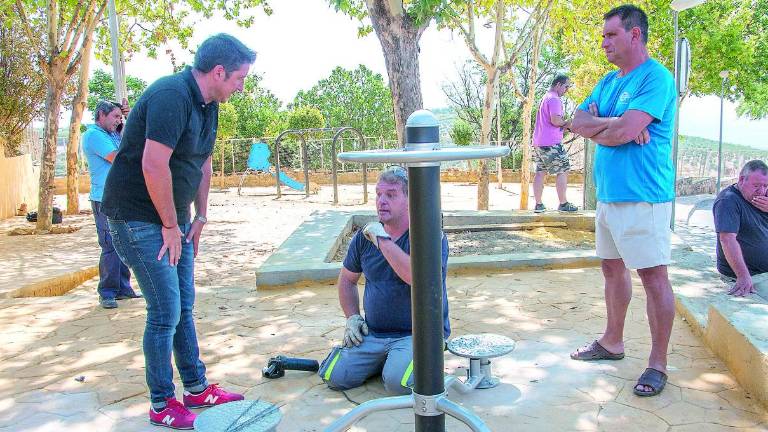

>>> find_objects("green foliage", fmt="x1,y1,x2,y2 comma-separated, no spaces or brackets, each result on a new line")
293,65,396,139
217,102,239,141
228,74,282,139
213,102,239,174
87,70,147,112
551,0,768,118
450,120,475,145
329,0,443,28
287,106,325,130
93,0,273,63
0,12,46,156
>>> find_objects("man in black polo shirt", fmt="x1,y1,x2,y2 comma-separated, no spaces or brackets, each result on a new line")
102,34,255,430
713,159,768,297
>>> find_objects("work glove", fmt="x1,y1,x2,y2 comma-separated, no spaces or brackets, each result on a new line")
362,222,391,249
343,314,369,348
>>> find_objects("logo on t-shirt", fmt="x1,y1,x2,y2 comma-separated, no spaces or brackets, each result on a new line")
619,91,631,104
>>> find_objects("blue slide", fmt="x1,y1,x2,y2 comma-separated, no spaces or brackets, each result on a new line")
246,142,305,191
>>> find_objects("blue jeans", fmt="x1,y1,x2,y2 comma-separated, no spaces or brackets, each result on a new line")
318,335,414,395
108,219,208,404
91,201,134,300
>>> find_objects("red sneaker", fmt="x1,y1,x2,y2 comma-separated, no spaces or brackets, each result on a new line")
149,398,196,430
183,383,244,408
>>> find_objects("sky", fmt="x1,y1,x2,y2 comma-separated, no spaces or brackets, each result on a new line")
91,0,768,150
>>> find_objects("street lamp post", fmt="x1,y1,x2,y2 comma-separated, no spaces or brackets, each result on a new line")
716,70,729,193
669,0,706,230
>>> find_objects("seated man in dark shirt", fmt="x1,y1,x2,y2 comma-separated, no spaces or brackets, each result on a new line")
318,166,451,395
713,159,768,297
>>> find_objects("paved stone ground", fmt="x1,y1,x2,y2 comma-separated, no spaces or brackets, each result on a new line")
1,185,766,431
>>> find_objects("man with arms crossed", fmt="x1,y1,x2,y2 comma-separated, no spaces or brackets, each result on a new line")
569,4,676,397
101,34,256,429
713,160,768,297
318,166,451,395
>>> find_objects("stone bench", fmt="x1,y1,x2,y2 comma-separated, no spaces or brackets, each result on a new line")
670,234,768,408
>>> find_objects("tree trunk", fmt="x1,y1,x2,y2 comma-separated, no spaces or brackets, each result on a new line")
66,37,94,215
519,18,545,210
477,67,499,210
365,0,425,145
37,82,65,231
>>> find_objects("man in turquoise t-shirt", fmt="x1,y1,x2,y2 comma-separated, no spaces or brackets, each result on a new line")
82,100,139,309
570,4,676,398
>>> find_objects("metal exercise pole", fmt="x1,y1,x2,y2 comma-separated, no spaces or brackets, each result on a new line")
405,116,445,432
330,110,507,432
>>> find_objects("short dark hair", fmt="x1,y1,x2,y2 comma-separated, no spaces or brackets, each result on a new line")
604,4,649,44
378,165,408,195
194,34,257,77
94,100,121,122
740,160,768,177
551,74,569,88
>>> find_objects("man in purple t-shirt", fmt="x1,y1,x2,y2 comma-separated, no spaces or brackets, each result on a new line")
532,74,577,213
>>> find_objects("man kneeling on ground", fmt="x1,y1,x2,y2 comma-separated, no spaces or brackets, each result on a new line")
318,166,451,394
713,159,768,297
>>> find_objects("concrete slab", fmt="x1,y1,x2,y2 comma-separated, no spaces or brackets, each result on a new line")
672,221,768,408
256,210,598,288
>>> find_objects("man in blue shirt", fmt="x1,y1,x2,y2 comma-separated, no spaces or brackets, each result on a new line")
82,100,140,309
318,166,451,395
570,4,676,397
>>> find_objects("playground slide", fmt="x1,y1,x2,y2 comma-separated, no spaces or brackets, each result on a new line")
246,142,306,191
272,170,305,191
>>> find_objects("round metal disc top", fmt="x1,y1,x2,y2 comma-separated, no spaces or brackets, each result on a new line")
447,334,516,359
337,145,510,164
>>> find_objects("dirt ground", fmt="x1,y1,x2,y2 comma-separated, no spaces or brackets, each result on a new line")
332,226,595,261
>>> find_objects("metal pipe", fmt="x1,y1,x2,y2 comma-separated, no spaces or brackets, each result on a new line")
405,113,445,432
436,398,492,432
107,0,126,102
716,72,728,193
409,166,445,432
444,374,483,394
300,133,310,198
323,395,413,432
671,10,680,231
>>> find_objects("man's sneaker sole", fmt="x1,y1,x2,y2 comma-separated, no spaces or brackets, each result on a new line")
534,209,546,213
149,420,194,430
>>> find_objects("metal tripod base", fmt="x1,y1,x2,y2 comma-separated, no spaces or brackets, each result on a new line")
323,391,491,432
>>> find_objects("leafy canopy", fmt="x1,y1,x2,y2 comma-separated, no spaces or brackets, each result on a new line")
293,65,396,138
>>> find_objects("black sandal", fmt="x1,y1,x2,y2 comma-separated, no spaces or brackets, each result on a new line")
633,367,667,397
570,340,625,361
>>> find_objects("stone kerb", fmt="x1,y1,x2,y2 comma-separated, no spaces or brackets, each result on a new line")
255,210,599,288
670,236,768,408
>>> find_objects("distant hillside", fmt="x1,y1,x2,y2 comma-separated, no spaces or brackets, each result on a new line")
679,135,768,156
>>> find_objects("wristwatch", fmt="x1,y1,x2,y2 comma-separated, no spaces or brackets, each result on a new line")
193,214,208,224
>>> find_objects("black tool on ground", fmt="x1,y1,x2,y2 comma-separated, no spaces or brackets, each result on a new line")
26,207,62,224
262,356,319,379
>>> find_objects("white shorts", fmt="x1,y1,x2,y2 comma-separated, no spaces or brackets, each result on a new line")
595,201,672,270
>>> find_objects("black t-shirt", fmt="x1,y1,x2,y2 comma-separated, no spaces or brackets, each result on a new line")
101,67,218,225
713,184,768,277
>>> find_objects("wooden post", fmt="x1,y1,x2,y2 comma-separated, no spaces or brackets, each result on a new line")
583,139,596,210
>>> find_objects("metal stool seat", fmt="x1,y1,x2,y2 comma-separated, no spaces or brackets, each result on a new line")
447,334,516,390
193,400,281,432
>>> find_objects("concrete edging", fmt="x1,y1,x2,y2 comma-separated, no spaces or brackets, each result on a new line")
671,238,768,408
2,266,98,298
256,210,599,288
